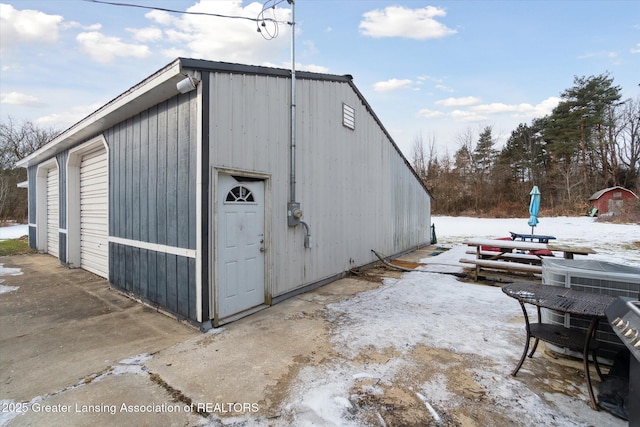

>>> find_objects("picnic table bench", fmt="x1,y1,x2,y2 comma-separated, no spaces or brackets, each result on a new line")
460,238,595,280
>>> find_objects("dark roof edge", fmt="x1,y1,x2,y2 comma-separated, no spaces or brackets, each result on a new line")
179,58,351,83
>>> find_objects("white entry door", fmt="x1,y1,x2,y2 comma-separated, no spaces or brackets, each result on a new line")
217,174,265,319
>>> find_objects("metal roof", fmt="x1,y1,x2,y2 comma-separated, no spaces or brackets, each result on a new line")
588,186,639,200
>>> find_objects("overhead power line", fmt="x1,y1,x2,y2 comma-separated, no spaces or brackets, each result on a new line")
83,0,290,26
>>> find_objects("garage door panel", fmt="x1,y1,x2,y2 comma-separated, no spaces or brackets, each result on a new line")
80,149,108,278
81,203,109,212
81,179,107,189
46,167,59,257
80,179,107,189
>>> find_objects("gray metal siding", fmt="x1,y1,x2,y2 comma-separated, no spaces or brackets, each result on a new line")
109,244,196,319
59,232,67,264
56,151,68,263
27,166,37,248
106,91,198,320
208,73,431,299
56,151,68,230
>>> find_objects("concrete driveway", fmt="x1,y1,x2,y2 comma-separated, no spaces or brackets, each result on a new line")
0,254,202,426
0,253,392,426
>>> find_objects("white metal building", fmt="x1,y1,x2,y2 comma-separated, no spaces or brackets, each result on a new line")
18,58,432,329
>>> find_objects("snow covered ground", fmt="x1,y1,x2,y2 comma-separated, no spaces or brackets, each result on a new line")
269,216,638,426
1,217,637,426
0,224,28,241
431,215,640,266
0,224,27,291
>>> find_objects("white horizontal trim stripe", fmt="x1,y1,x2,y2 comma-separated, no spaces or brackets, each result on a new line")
29,223,37,228
59,228,67,234
108,236,197,259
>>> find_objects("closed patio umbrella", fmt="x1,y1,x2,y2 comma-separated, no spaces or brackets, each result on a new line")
528,185,541,236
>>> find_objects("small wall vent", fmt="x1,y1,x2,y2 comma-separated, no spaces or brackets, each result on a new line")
342,103,355,130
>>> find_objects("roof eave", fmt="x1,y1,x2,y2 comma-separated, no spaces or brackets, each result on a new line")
17,59,185,168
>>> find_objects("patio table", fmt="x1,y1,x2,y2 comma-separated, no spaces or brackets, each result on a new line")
509,232,557,243
502,282,616,410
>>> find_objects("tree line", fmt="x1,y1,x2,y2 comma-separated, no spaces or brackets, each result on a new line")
0,118,59,221
412,73,640,217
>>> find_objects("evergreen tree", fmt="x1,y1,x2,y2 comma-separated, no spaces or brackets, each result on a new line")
542,73,621,197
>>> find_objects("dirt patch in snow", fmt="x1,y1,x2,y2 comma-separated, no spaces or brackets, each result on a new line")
261,324,597,427
344,345,515,427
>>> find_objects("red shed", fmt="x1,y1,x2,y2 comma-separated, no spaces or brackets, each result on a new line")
589,186,638,215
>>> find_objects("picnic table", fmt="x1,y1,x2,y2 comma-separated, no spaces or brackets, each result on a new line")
460,238,595,280
502,282,616,410
509,231,557,243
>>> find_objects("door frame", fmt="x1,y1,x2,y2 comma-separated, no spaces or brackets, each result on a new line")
67,135,109,274
35,158,59,255
211,167,271,326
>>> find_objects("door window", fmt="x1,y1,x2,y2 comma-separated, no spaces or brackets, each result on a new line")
225,185,255,203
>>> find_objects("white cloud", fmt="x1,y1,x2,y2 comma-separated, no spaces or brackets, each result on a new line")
261,61,328,73
63,21,102,31
529,96,561,117
359,6,456,40
435,84,454,93
418,75,443,83
301,40,319,56
0,3,63,49
436,96,481,107
450,110,486,122
0,91,45,107
146,1,292,66
631,42,640,54
34,102,103,128
76,32,151,64
578,50,619,60
145,9,174,26
161,47,188,59
296,63,329,73
471,96,560,118
419,96,560,128
417,109,444,119
471,102,520,114
128,26,163,42
416,76,453,92
373,78,413,92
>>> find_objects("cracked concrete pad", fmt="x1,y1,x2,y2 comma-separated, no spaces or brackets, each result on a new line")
146,278,382,418
5,373,204,427
0,255,198,402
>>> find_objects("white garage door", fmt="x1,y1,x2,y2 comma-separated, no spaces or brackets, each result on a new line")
79,148,108,277
46,167,59,257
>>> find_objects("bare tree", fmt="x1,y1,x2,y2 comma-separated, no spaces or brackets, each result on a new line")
615,96,640,188
411,133,427,180
0,117,59,220
0,117,59,169
0,175,9,218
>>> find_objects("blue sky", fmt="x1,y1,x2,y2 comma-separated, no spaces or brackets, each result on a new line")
1,0,638,158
